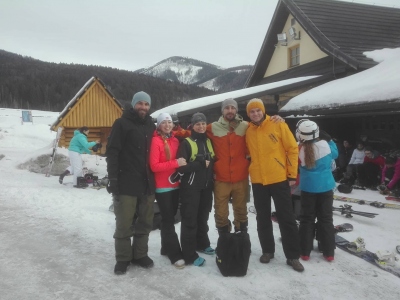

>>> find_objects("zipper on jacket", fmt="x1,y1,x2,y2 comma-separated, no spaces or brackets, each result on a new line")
269,134,278,143
274,158,285,169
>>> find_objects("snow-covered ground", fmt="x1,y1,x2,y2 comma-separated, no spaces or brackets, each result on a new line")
1,108,400,300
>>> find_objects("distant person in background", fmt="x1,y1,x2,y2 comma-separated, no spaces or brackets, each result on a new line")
337,140,354,175
296,119,338,262
356,146,385,189
67,126,98,188
343,142,365,184
149,112,186,269
378,156,400,195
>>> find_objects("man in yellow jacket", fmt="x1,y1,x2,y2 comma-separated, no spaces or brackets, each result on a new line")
246,98,304,272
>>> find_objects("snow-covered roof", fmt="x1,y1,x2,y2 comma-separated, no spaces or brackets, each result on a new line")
151,75,320,118
281,48,400,116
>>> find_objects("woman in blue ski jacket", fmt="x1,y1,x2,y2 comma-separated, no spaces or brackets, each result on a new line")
296,119,338,262
67,126,98,187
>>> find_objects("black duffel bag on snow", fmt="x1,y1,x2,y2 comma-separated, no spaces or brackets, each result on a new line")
216,231,251,277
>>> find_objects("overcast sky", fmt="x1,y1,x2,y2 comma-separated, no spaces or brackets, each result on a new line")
1,0,399,71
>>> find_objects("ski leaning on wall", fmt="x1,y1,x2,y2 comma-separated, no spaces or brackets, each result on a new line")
45,127,63,177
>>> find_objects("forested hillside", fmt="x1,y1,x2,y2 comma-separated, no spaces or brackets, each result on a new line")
0,50,215,112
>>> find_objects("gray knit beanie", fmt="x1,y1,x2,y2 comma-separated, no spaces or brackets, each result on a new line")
221,98,238,113
131,91,151,108
191,112,207,125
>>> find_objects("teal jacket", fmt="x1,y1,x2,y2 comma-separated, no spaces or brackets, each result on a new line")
68,130,96,154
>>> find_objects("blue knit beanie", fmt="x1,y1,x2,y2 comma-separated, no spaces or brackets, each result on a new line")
131,91,151,108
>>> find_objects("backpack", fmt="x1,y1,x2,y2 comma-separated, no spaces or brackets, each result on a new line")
338,184,353,194
216,231,251,277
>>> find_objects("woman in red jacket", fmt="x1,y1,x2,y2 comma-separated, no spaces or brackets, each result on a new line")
149,113,187,269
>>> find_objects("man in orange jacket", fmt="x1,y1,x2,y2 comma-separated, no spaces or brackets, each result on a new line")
246,98,304,272
208,98,250,233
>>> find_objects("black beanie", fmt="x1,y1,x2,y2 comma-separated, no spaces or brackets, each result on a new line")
191,113,207,125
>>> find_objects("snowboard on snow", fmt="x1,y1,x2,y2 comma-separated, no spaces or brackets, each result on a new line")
333,195,400,210
332,205,378,218
335,235,400,278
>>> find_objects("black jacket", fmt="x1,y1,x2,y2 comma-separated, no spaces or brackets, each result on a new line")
177,130,214,190
106,108,155,196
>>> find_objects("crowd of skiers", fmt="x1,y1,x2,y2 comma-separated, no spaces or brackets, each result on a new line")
61,89,400,276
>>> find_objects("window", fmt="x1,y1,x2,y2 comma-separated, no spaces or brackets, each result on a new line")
291,18,296,26
289,46,300,67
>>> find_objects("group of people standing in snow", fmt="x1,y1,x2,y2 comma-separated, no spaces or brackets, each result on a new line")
105,90,339,275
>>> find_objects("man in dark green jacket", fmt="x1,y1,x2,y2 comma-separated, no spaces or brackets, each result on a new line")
106,91,156,275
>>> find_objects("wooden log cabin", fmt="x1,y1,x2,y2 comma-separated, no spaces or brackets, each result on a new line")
50,77,124,155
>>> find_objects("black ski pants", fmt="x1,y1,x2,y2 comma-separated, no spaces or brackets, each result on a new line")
357,162,380,187
252,181,300,259
299,190,335,257
156,189,183,264
179,186,213,264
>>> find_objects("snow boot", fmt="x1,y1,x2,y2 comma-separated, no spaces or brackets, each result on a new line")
131,256,154,268
114,261,130,275
59,170,70,184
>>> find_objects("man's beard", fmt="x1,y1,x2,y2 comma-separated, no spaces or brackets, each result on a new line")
137,109,148,118
224,113,235,121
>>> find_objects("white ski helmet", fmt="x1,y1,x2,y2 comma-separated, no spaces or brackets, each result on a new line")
296,119,319,142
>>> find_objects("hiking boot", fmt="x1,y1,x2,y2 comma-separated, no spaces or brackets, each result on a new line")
260,253,274,263
114,261,130,275
287,259,305,272
173,259,185,269
131,256,154,268
193,257,205,267
198,246,215,255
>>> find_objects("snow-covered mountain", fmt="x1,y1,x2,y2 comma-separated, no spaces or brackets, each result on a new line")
135,56,252,92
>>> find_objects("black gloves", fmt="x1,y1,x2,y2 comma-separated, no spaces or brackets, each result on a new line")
106,179,119,195
319,130,332,142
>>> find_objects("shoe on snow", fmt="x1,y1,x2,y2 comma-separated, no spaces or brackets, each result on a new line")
114,261,130,275
198,246,215,255
173,259,185,269
300,255,310,261
131,256,154,268
287,259,304,272
260,253,274,263
193,257,205,267
323,255,334,262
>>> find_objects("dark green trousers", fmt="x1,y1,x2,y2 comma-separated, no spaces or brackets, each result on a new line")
113,194,155,262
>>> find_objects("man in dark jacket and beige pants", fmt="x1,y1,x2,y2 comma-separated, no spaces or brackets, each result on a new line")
106,91,156,275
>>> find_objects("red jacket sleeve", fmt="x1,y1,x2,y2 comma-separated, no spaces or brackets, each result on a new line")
149,138,179,173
